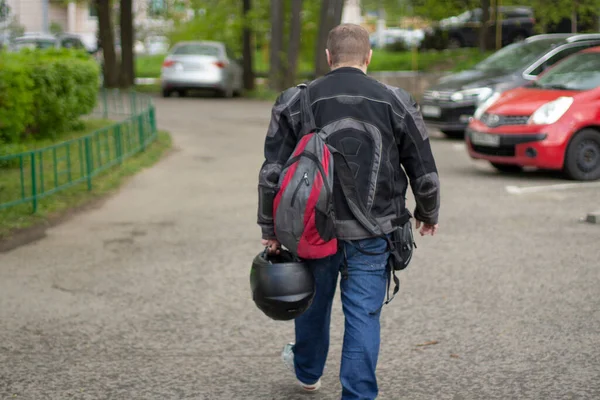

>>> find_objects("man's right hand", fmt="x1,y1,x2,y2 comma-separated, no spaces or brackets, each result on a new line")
416,220,438,236
261,239,281,254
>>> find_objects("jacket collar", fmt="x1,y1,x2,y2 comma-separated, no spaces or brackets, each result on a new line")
326,66,366,76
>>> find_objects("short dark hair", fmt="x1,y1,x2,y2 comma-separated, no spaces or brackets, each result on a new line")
326,23,371,67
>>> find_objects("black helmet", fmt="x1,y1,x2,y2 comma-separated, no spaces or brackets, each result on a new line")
250,249,315,321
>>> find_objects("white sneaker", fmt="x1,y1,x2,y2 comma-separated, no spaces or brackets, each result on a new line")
281,343,322,392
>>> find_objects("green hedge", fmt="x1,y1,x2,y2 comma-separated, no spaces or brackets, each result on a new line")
0,54,34,141
0,48,100,143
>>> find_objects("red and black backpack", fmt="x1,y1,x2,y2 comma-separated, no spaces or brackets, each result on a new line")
272,84,338,259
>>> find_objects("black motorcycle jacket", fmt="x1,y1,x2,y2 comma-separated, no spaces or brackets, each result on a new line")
257,66,440,241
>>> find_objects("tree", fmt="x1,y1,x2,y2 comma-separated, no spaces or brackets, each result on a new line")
242,0,255,91
527,0,600,33
170,0,267,56
120,0,134,87
314,0,344,77
170,0,326,86
0,0,9,46
269,0,284,90
50,22,64,36
95,0,120,88
0,0,9,23
285,0,303,88
0,0,10,41
361,0,414,24
479,0,490,52
409,0,479,22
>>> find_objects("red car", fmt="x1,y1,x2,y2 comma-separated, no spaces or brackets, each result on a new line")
466,46,600,181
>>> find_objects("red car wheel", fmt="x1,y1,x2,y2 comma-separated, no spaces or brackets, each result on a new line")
563,128,600,181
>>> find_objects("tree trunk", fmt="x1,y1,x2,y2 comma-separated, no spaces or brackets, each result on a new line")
120,0,134,88
314,0,331,77
493,0,500,49
571,1,578,33
0,0,10,25
333,0,344,28
285,0,303,87
314,0,344,77
96,0,119,88
269,0,284,91
242,0,255,91
479,0,491,52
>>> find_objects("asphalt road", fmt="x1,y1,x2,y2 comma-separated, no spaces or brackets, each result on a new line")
1,94,599,400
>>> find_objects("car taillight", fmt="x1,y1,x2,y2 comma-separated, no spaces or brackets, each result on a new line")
214,61,227,69
162,60,175,68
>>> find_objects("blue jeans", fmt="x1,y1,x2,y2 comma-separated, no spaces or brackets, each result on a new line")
292,236,390,400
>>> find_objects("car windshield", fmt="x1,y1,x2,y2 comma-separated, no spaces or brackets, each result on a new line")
533,52,600,91
172,43,220,56
474,39,562,73
13,39,56,50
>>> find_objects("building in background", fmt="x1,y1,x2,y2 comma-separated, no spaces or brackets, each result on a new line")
4,0,182,51
341,0,362,25
5,0,98,50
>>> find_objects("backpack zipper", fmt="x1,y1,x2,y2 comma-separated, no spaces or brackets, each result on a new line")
291,172,310,207
300,152,332,200
286,151,332,207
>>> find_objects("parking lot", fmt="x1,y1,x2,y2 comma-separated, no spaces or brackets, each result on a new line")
0,95,598,400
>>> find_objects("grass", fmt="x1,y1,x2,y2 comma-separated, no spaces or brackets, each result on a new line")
0,128,172,239
135,48,493,79
0,120,115,166
253,50,314,77
136,54,165,78
244,84,281,101
134,83,162,94
369,48,492,72
2,120,115,153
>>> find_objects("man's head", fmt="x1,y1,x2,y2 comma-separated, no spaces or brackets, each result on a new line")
326,23,372,72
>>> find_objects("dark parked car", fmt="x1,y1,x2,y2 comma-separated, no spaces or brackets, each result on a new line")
420,33,600,138
442,6,536,49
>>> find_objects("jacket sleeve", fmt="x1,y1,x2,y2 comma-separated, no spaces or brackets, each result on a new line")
390,88,441,225
257,90,300,240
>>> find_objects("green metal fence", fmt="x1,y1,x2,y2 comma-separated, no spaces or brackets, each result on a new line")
0,89,157,213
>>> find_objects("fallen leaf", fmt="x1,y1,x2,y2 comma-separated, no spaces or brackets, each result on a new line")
415,340,439,347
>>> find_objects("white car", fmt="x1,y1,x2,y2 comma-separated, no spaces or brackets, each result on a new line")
160,40,243,98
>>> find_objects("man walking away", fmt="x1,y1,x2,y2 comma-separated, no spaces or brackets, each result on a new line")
257,23,440,400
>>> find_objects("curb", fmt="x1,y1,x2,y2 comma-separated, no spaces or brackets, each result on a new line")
0,132,175,254
135,77,159,85
0,196,109,254
585,210,600,224
0,225,48,253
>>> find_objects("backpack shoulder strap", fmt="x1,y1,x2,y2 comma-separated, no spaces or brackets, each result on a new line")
296,83,316,137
